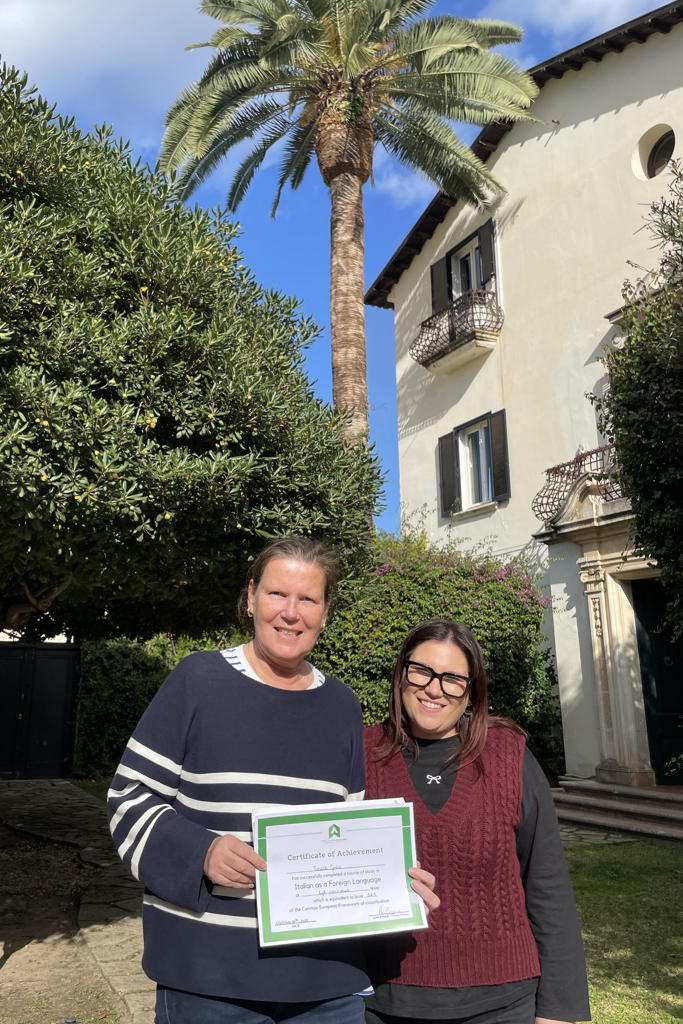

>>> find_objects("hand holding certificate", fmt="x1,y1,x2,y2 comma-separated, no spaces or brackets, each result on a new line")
252,798,428,947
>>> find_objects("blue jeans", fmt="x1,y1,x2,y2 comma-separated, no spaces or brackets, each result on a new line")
363,993,536,1023
156,987,367,1024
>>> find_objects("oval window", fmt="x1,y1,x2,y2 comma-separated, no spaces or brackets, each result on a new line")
647,129,675,179
632,125,676,181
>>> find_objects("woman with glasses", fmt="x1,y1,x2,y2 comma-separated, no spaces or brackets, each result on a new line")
362,619,590,1024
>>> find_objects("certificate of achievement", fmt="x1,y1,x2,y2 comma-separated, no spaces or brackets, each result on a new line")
252,799,428,947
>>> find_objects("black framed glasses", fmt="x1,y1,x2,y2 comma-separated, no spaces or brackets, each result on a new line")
403,659,474,699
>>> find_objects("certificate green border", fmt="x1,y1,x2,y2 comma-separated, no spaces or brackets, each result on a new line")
255,805,426,946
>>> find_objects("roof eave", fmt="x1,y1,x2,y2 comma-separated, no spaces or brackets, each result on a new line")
365,0,683,309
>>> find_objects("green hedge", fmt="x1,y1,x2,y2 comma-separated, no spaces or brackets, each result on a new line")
72,632,249,777
72,533,562,777
0,64,382,641
72,637,173,777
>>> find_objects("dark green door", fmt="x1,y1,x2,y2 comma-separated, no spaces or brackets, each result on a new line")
632,578,683,785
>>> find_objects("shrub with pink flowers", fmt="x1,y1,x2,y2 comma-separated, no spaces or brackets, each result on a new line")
313,529,563,774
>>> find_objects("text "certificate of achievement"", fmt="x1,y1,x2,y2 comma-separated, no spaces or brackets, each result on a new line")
252,799,427,947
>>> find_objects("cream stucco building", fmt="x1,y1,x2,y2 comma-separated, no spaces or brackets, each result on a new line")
366,2,683,794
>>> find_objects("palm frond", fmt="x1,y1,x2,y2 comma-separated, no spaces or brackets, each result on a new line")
240,0,335,70
462,19,524,48
186,25,257,50
161,48,285,171
337,0,431,36
289,0,333,23
390,51,539,110
177,98,290,197
199,0,282,29
271,119,316,216
393,17,492,72
343,38,378,78
163,42,263,128
371,0,433,36
383,89,538,127
259,37,332,70
373,106,502,204
226,114,294,209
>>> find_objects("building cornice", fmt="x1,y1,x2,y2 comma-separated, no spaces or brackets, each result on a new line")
365,1,683,310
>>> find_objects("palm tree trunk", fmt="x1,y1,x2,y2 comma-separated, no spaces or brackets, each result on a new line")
329,171,367,440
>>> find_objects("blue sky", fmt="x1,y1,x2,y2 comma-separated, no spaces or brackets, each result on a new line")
1,0,653,529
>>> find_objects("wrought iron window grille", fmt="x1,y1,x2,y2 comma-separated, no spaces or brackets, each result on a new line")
410,289,504,368
531,444,623,524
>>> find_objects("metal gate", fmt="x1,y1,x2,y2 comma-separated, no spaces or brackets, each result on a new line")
0,642,79,779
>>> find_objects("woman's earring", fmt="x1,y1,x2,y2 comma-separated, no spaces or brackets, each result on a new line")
462,705,473,718
247,607,253,618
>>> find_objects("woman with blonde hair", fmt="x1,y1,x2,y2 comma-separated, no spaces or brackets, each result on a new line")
363,618,590,1024
107,537,438,1024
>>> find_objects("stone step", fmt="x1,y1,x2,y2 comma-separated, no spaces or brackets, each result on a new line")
554,805,683,841
558,777,683,807
553,790,683,825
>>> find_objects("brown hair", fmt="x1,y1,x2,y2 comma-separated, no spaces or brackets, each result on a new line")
375,618,526,771
238,536,340,626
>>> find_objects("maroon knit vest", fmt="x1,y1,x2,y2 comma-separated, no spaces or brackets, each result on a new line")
363,724,540,989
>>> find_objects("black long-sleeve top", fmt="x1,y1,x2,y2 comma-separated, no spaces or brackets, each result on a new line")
363,735,590,1022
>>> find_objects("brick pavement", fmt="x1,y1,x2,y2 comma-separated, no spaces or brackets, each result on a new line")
0,780,154,1024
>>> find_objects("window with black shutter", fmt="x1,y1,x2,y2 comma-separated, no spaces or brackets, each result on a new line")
438,431,459,515
488,409,510,501
429,219,497,311
439,409,509,517
430,257,449,314
479,219,495,284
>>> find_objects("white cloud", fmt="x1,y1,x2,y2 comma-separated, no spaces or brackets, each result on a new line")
372,147,438,208
373,167,437,207
0,0,214,156
480,0,648,44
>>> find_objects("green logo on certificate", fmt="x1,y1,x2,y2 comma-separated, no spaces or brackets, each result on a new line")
328,823,341,838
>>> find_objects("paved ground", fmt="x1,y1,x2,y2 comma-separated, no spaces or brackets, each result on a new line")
0,781,154,1024
0,780,646,1024
0,820,122,1024
559,822,638,845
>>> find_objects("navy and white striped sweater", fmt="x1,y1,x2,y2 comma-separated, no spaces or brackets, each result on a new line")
107,649,368,1001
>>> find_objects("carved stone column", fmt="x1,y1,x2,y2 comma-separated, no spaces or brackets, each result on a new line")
579,564,620,778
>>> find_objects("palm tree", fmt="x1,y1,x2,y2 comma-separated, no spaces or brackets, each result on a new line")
161,0,538,439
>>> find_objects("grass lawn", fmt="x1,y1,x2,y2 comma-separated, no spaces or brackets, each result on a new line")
567,841,683,1022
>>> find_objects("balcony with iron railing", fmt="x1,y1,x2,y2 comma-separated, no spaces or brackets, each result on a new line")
531,445,624,525
410,289,505,373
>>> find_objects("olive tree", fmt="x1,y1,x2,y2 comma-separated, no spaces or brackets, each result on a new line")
0,65,382,639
